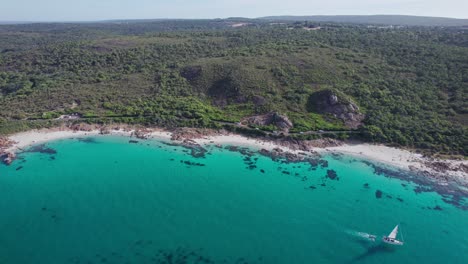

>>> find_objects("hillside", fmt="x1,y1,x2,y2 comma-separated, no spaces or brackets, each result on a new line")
0,20,467,155
259,15,468,27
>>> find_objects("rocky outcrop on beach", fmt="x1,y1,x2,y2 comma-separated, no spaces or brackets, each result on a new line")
0,137,14,150
0,137,16,165
0,152,15,165
308,89,365,129
242,112,293,132
423,160,467,174
164,139,208,158
99,126,111,135
171,127,224,141
133,128,153,139
276,138,343,151
259,148,308,162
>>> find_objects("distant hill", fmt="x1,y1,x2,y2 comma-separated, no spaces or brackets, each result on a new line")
259,15,468,27
0,21,36,25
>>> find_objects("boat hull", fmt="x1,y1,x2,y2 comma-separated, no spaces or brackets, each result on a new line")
382,236,404,245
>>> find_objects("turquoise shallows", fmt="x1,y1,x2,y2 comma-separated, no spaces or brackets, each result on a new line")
0,136,467,264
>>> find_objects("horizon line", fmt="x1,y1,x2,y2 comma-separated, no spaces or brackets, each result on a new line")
1,14,468,24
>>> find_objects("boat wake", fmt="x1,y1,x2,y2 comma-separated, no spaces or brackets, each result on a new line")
346,230,377,242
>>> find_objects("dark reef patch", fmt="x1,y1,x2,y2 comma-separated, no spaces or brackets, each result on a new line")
76,137,97,144
375,190,383,199
257,148,326,170
224,146,262,170
326,169,339,180
180,160,205,167
247,164,257,170
225,145,255,157
72,244,263,264
330,152,344,160
414,186,434,194
363,183,370,189
40,207,60,222
164,141,208,158
307,158,328,169
363,161,468,210
25,144,57,155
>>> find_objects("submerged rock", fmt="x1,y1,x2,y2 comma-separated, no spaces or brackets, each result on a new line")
76,137,97,144
326,169,339,180
375,190,383,199
247,165,257,170
26,144,57,155
164,140,207,158
1,152,16,165
181,160,205,167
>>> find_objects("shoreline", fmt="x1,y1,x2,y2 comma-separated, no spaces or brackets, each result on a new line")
1,126,467,185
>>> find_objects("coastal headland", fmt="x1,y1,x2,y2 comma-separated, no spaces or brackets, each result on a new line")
1,124,466,187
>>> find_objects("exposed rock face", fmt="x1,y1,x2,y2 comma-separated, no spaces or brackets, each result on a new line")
1,152,15,165
180,65,202,82
0,137,14,149
133,128,153,139
423,160,468,175
99,126,111,135
242,112,293,132
276,138,343,151
0,137,16,165
252,95,267,106
171,128,223,141
308,90,365,129
208,77,248,107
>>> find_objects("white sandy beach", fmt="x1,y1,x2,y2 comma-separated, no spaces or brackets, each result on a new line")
195,134,467,181
3,128,467,183
4,128,173,153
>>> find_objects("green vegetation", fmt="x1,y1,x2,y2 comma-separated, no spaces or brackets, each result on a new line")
0,20,466,155
259,15,468,27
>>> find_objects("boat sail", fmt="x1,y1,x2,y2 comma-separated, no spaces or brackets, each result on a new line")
382,224,404,245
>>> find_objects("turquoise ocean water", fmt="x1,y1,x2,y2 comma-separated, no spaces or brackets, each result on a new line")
0,136,467,264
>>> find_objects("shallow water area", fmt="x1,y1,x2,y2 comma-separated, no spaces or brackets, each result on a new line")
0,136,467,264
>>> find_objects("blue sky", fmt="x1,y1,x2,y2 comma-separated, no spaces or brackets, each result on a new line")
2,0,467,21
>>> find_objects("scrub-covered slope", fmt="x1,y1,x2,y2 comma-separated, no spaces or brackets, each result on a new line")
0,21,466,155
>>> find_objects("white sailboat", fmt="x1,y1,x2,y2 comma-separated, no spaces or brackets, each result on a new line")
382,224,404,245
